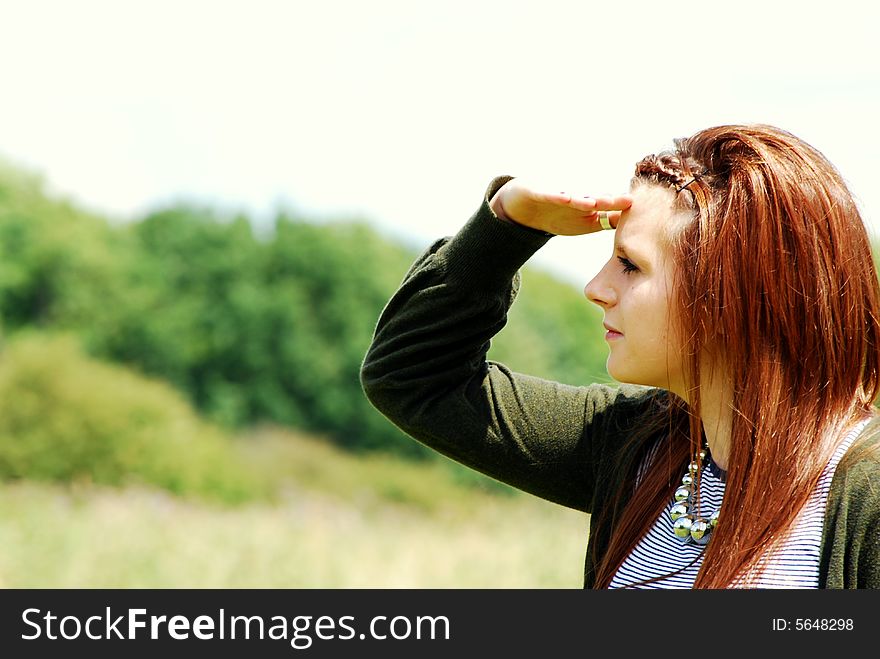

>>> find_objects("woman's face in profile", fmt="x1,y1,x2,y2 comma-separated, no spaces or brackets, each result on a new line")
584,184,689,396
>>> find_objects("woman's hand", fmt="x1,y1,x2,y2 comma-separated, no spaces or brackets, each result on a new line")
490,178,633,236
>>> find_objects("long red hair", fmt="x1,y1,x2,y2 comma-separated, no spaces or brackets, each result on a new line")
592,124,880,588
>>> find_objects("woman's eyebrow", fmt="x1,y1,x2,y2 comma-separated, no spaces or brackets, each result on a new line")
614,242,634,258
614,241,648,264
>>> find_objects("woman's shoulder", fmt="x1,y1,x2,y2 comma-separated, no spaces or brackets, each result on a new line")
828,416,880,506
821,415,880,588
842,416,880,468
577,382,668,416
581,382,668,404
573,382,671,445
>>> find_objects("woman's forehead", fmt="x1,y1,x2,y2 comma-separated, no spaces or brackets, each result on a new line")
618,183,692,250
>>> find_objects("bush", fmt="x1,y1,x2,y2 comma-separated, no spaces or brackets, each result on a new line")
0,333,268,503
0,159,610,458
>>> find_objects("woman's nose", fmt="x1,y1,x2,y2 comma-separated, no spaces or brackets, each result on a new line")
585,270,615,308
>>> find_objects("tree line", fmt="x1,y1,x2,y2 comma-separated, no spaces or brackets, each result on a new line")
0,159,610,459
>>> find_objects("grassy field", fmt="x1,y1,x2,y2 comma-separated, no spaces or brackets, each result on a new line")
0,428,590,588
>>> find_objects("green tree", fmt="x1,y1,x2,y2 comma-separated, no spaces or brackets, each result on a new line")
0,158,612,457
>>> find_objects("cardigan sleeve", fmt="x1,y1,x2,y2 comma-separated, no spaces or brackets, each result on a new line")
360,177,656,512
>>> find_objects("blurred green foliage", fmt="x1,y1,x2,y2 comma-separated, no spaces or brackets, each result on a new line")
0,158,610,461
0,333,267,503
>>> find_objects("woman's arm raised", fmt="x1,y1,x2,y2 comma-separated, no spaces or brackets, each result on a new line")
360,177,641,511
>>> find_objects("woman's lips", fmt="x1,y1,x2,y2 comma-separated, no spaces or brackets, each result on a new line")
603,323,623,341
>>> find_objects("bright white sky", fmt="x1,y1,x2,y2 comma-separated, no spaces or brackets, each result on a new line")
1,0,878,287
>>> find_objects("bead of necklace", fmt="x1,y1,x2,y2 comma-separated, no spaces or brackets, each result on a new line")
668,448,720,546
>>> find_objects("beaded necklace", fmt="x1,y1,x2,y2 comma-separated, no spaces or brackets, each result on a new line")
669,447,721,545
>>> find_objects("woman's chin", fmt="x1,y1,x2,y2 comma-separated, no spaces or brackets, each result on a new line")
606,365,654,389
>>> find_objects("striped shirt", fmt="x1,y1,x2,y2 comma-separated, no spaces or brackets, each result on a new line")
608,419,867,589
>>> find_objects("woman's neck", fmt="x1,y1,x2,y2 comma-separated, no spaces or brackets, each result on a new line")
675,365,732,471
699,384,732,471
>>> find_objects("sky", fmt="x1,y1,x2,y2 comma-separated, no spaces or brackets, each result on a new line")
1,0,878,288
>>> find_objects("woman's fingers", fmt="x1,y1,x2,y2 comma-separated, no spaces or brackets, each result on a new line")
591,194,634,211
567,195,599,212
502,183,633,235
540,190,632,212
535,190,592,207
586,209,624,230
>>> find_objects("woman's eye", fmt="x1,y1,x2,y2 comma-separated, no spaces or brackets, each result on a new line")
617,256,639,274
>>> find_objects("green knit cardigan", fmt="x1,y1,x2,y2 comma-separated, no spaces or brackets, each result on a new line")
360,177,880,588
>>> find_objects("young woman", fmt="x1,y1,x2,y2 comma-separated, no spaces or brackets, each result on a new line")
360,124,880,588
